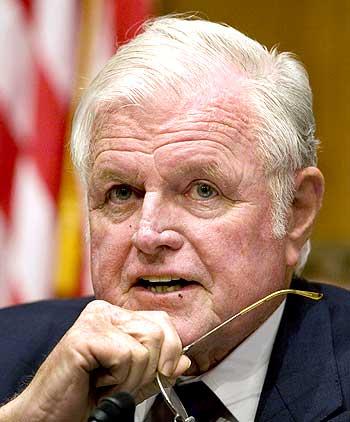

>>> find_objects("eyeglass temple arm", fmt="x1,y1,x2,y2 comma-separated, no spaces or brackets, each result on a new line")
182,288,323,354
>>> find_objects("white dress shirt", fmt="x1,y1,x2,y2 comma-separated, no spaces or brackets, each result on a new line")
135,301,285,422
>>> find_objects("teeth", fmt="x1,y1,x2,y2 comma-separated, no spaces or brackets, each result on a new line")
142,276,181,283
149,284,182,293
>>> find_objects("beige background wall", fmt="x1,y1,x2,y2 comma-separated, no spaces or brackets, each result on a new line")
161,0,350,285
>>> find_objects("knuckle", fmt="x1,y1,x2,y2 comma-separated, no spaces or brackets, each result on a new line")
79,300,114,327
117,346,132,366
84,299,109,314
150,325,164,343
133,345,149,363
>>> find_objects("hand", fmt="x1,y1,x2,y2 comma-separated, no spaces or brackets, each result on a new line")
1,300,191,422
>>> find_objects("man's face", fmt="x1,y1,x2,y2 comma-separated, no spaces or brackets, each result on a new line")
88,91,289,365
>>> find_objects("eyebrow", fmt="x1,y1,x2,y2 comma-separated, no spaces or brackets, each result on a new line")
92,166,142,187
91,155,237,191
170,159,234,184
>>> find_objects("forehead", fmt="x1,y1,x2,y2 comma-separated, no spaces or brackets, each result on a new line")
90,89,258,162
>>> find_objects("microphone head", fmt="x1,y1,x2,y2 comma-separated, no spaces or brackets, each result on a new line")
89,391,136,421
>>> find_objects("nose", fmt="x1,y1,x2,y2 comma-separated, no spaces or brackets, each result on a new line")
131,193,184,255
132,225,184,255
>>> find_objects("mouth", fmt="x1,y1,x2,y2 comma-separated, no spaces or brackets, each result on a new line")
135,276,199,293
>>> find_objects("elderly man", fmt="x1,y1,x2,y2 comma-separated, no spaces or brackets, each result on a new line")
0,15,349,422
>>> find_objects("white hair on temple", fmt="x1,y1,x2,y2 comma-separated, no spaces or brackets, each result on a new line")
71,15,319,270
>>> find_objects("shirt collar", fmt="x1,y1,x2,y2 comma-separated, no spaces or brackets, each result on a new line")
136,300,285,422
199,299,285,421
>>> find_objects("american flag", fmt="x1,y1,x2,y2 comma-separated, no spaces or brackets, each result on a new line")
0,0,154,307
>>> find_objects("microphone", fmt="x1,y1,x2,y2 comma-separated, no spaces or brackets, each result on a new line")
88,391,136,422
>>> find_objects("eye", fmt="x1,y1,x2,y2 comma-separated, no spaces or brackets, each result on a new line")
187,182,218,200
107,184,134,203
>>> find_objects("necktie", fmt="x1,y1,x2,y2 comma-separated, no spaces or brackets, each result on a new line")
144,380,238,421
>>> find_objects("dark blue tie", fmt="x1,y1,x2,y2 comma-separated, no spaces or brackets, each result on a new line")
145,380,238,421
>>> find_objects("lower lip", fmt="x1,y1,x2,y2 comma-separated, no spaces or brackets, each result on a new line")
132,283,199,297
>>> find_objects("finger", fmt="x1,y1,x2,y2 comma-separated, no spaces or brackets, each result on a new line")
88,330,133,374
172,355,192,378
95,371,122,388
86,327,146,393
115,341,149,394
142,311,183,377
116,316,164,385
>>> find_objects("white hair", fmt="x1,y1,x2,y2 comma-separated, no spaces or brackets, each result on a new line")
71,15,319,271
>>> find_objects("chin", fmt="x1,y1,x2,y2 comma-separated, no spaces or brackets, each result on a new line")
169,316,210,348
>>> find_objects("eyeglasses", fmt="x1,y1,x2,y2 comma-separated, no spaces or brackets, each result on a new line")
156,288,323,422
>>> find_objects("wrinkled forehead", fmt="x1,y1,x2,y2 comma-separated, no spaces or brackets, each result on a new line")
89,76,258,155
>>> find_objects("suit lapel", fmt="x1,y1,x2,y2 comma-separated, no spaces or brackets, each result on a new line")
256,280,343,421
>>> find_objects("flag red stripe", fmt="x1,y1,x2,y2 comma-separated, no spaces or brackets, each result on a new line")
31,70,67,201
0,112,18,219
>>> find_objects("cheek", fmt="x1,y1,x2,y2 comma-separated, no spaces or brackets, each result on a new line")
89,214,133,295
192,210,272,268
188,208,286,308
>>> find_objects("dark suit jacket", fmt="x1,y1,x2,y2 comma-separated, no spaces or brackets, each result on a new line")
0,279,349,421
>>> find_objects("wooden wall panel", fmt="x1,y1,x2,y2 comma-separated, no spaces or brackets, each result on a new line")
161,0,350,284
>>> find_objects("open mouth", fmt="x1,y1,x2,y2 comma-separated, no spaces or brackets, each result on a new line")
136,277,198,293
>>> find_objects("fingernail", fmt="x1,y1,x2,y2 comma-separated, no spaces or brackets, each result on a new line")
161,360,174,377
182,355,192,371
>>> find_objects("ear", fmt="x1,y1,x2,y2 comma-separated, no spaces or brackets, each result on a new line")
285,167,324,267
